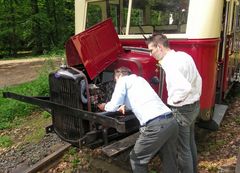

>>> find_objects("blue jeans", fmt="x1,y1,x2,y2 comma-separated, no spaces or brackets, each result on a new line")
171,101,200,173
130,115,178,173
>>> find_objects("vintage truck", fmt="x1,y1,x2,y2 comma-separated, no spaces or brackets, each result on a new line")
3,19,157,156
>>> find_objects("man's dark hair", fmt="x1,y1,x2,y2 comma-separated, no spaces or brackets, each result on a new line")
146,33,169,48
114,66,132,78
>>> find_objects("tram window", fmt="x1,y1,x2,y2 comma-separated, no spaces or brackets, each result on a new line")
85,0,189,35
130,0,189,34
86,4,102,28
86,0,128,34
236,6,240,31
233,5,240,52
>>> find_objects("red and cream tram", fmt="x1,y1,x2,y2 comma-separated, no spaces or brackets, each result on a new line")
73,0,240,130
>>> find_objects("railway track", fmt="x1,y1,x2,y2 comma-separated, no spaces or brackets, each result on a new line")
11,142,71,173
0,130,132,173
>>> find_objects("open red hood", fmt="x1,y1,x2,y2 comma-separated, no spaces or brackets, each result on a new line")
65,19,122,80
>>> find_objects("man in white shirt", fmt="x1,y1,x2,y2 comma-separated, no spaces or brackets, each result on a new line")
98,67,178,173
147,34,202,173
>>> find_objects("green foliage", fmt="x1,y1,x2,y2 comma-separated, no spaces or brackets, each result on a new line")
71,158,80,168
86,4,102,28
65,147,81,169
149,170,157,173
68,147,78,155
42,111,51,119
209,139,226,151
0,79,48,129
234,116,240,125
0,0,74,57
47,48,65,57
24,125,45,143
0,135,13,148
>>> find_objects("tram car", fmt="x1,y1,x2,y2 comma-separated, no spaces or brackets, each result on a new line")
4,0,240,155
74,0,240,128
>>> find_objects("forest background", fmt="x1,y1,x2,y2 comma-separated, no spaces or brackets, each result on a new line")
0,0,74,57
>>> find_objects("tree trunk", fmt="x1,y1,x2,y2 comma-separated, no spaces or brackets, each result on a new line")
45,0,56,47
31,0,43,54
9,0,18,56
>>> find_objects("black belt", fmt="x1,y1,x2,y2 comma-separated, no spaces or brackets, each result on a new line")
142,112,173,127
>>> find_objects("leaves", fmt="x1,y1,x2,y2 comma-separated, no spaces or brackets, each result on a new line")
197,84,240,172
0,0,74,57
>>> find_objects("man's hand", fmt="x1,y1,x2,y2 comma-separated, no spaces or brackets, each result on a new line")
117,105,126,115
97,103,106,111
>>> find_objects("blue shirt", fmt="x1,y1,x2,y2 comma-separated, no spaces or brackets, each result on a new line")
104,74,171,126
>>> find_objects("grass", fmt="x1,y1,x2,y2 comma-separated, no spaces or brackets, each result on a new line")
23,112,51,143
0,111,52,149
0,76,48,129
0,110,52,147
0,135,13,148
208,139,226,152
0,56,60,130
63,147,81,170
0,56,61,148
235,116,240,125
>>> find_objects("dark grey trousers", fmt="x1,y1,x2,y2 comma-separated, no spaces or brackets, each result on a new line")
171,101,200,173
129,115,178,173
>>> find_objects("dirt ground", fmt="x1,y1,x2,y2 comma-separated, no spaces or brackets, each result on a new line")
0,58,61,88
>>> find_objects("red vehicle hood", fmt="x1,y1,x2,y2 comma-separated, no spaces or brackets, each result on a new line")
65,19,122,80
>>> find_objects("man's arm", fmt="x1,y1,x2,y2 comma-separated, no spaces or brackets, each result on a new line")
102,78,127,112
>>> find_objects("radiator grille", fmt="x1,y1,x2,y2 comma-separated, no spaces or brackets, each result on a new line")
49,72,89,143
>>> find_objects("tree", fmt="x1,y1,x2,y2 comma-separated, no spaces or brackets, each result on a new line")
0,0,74,57
0,0,21,56
30,0,43,54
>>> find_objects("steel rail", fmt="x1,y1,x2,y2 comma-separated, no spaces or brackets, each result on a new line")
12,142,72,173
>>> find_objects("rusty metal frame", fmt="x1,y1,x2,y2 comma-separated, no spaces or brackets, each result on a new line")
3,92,138,133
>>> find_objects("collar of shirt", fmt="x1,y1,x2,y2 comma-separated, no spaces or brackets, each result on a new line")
161,49,175,66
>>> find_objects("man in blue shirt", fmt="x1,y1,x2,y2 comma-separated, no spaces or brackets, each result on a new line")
98,67,178,173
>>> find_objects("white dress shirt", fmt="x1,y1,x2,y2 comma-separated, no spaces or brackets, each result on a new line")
160,50,202,107
104,74,171,126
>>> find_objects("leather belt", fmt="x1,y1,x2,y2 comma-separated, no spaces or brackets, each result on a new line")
142,112,173,127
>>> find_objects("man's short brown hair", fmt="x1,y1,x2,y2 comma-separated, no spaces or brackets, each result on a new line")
146,33,169,48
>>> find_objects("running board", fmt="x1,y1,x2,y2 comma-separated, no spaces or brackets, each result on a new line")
102,132,139,157
212,104,228,126
198,104,228,131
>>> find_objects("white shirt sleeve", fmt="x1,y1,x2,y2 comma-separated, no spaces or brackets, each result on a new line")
104,78,126,112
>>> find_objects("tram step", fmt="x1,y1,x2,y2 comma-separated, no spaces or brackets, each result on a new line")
198,104,228,131
212,104,228,127
102,132,139,157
